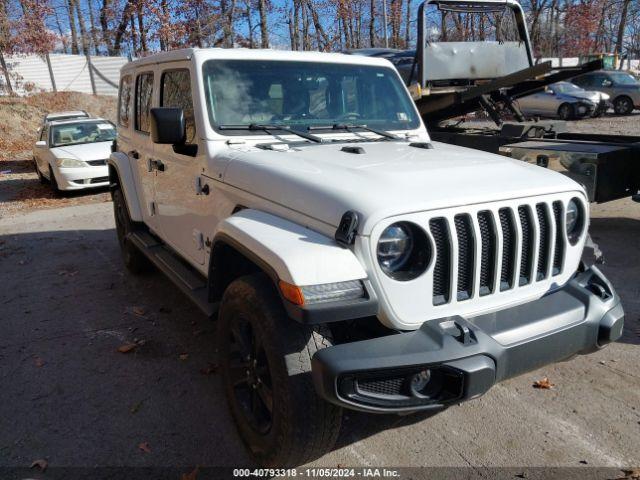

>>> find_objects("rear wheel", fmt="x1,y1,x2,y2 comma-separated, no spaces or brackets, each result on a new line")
613,96,634,115
218,274,342,467
112,187,152,274
558,103,574,120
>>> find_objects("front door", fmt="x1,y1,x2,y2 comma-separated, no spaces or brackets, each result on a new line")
153,65,208,266
129,70,159,231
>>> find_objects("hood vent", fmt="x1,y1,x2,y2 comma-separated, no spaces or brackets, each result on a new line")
341,146,365,154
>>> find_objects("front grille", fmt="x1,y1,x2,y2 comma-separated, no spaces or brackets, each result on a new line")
87,159,107,166
429,200,567,305
90,176,109,184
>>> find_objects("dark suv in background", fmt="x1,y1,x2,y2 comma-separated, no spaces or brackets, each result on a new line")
572,70,640,115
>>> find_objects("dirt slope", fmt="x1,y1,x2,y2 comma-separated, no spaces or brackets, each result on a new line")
0,92,116,161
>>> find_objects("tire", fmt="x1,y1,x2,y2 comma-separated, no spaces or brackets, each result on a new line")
48,165,61,192
613,96,634,115
218,274,342,467
558,103,574,120
112,188,152,274
34,158,46,184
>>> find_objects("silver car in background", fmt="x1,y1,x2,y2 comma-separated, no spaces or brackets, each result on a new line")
572,70,640,115
516,82,603,120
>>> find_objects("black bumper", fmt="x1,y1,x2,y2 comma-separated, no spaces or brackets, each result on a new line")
311,266,624,413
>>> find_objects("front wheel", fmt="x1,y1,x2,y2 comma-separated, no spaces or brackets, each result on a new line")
112,188,152,274
218,274,342,467
34,159,46,184
613,96,634,115
48,166,61,192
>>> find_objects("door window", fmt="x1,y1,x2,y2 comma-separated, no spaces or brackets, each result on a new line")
118,75,133,127
160,69,196,144
135,72,154,133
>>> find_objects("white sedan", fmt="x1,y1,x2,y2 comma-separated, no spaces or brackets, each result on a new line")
33,118,116,192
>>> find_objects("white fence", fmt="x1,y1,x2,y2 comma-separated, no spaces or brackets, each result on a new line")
0,53,129,96
537,57,640,72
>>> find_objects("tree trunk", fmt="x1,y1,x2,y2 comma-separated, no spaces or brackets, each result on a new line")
67,0,80,54
369,0,376,47
137,5,147,52
75,0,90,54
113,0,135,54
258,0,269,48
404,0,411,46
100,0,113,54
87,0,100,55
615,0,631,55
0,49,12,94
246,2,254,48
129,14,137,53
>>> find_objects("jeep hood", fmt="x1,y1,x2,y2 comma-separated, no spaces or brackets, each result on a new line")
221,141,583,234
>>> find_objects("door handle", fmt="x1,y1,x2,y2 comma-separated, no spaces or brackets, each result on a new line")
128,150,140,159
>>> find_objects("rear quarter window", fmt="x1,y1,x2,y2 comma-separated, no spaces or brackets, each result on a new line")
118,75,133,127
135,72,154,133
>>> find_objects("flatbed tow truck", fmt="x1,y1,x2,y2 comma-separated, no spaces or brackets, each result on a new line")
354,0,640,204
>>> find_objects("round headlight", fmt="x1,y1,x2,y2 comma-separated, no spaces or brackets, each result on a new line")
565,198,585,244
377,222,430,281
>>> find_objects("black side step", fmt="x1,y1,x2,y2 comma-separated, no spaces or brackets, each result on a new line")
128,231,219,318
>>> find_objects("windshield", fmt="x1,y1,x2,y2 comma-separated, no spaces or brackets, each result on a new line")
609,73,639,86
51,121,116,147
203,60,421,134
553,82,583,94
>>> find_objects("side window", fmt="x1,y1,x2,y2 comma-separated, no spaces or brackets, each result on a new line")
161,69,196,144
135,72,154,133
118,75,133,127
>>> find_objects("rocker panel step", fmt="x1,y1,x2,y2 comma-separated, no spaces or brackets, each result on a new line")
128,231,218,318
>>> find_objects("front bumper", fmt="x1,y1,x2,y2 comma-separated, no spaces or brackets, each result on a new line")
312,266,623,413
54,165,109,190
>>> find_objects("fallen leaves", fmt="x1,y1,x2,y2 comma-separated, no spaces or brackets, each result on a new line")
132,306,147,317
200,363,218,375
30,458,48,471
533,377,555,389
33,357,45,368
181,467,199,480
130,400,144,414
179,353,189,361
57,269,78,277
620,469,640,479
117,343,138,354
138,442,151,453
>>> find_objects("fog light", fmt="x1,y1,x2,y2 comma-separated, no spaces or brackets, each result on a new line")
409,369,432,396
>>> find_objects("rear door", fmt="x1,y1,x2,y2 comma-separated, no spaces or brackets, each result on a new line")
153,65,208,266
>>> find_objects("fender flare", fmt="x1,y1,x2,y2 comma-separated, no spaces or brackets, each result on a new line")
212,209,367,286
108,152,143,222
210,209,377,324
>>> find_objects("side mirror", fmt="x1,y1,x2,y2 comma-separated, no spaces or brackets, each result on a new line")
150,107,185,145
35,140,47,148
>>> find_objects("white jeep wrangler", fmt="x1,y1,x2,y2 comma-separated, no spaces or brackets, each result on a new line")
109,48,624,467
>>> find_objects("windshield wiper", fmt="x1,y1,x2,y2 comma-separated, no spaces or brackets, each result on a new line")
218,124,323,143
308,123,399,140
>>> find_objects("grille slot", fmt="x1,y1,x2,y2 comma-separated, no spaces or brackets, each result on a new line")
357,377,404,397
536,204,551,280
477,211,496,296
518,206,534,286
499,208,516,291
430,218,451,306
87,159,107,166
454,214,475,301
552,201,565,275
